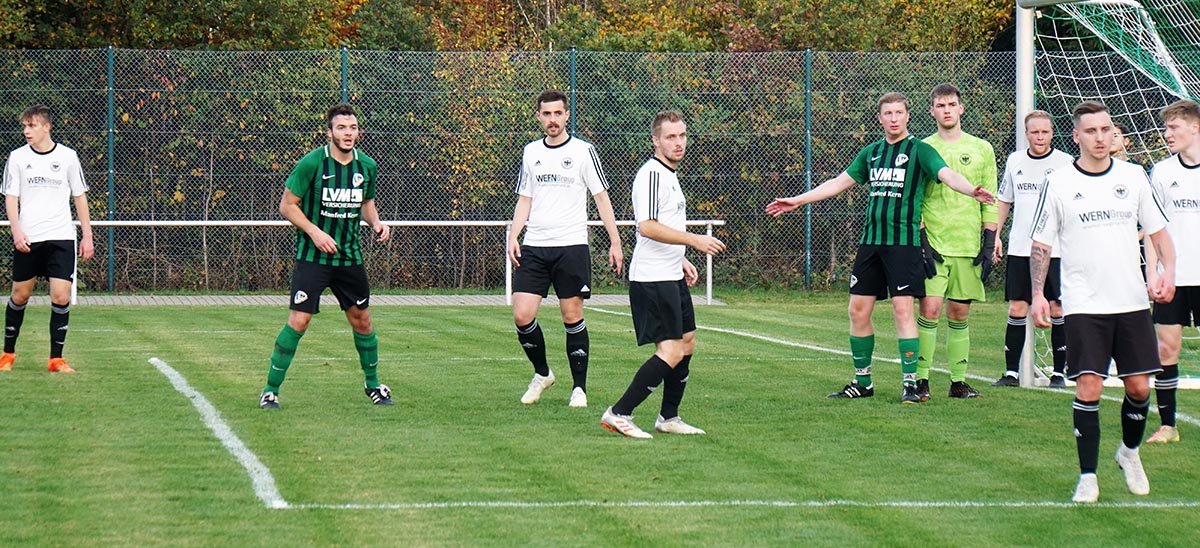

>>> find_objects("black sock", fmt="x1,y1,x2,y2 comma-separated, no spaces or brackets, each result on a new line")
612,355,672,416
1155,365,1179,428
516,320,549,377
4,298,26,354
660,355,691,419
1121,394,1150,450
1051,317,1067,375
565,319,588,391
1073,398,1101,474
1004,316,1025,373
49,302,69,359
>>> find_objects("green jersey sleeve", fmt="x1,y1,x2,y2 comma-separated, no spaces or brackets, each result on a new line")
846,144,873,184
285,148,322,198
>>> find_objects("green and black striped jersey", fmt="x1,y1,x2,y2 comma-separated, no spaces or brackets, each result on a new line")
845,135,948,246
285,145,378,266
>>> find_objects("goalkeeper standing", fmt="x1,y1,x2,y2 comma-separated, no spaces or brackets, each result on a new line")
914,83,999,400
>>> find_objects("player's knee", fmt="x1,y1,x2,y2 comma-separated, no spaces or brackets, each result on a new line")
1007,301,1029,317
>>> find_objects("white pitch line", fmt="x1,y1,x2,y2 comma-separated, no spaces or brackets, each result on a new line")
286,499,1200,510
148,357,289,509
584,306,1200,429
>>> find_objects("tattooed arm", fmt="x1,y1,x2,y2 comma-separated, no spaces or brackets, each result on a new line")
1030,241,1054,328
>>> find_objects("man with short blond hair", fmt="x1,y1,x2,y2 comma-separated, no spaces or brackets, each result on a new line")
767,92,994,404
1144,98,1200,444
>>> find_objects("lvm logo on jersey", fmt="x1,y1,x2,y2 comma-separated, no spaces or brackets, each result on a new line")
868,167,907,198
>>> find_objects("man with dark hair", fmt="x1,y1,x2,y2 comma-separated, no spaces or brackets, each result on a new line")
1143,98,1200,444
0,105,94,373
1031,100,1175,503
258,103,393,409
601,111,724,438
508,89,623,408
914,83,999,401
768,92,994,404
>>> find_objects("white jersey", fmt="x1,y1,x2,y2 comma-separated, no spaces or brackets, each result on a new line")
514,136,609,247
629,157,687,282
1030,159,1167,315
1,143,88,243
1150,154,1200,285
998,148,1073,257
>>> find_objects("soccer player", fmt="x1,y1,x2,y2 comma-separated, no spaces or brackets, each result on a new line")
1143,99,1200,444
992,110,1073,388
508,89,623,408
914,83,998,401
0,104,94,373
1030,100,1175,503
767,92,995,404
258,103,393,409
601,110,724,438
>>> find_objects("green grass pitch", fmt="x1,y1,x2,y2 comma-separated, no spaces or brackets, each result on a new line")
1,290,1197,547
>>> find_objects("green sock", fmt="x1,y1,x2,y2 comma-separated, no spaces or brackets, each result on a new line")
265,324,304,393
916,315,938,381
899,337,919,386
947,319,970,382
850,334,874,387
354,330,380,389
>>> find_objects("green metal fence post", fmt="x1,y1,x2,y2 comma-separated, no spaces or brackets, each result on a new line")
106,45,116,291
803,48,813,291
568,46,577,136
341,46,350,103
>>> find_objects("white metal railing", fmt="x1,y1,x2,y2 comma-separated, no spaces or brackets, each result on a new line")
0,219,726,304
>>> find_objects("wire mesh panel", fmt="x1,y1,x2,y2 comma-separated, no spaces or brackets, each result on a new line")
0,49,1018,294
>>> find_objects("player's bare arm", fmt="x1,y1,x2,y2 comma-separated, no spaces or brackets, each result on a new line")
280,188,337,254
361,198,389,242
1030,241,1053,327
592,190,624,275
683,258,699,287
1147,228,1176,304
937,167,996,204
507,195,532,267
637,219,726,256
74,193,94,261
5,194,29,253
993,200,1011,262
765,172,856,217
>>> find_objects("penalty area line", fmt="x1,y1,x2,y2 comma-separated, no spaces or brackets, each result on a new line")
148,357,289,509
285,499,1200,510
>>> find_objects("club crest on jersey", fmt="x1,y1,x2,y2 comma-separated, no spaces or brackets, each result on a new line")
353,173,364,187
895,153,909,167
561,157,574,169
50,161,61,172
959,154,971,165
1113,184,1128,199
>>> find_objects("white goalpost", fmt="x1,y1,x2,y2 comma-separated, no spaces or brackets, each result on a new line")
1015,0,1200,388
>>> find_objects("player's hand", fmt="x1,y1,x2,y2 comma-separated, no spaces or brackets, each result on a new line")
690,235,726,256
1149,271,1176,304
608,243,624,276
683,260,699,287
765,196,804,217
373,222,390,243
919,227,942,279
992,237,1004,264
11,227,30,253
507,239,522,268
972,185,996,205
974,228,997,282
309,229,338,254
1031,294,1053,328
79,234,95,262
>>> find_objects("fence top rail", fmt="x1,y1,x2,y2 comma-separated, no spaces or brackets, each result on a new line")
0,220,726,228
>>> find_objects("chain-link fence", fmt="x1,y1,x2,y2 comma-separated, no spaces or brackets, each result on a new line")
0,48,1022,294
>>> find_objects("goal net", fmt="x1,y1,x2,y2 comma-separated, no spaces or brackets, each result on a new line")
1025,0,1200,387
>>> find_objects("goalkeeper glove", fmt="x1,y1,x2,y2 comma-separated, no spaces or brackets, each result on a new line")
974,228,997,282
920,227,942,279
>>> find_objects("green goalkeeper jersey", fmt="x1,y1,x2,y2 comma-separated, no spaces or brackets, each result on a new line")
921,132,998,257
285,145,378,266
846,135,948,246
